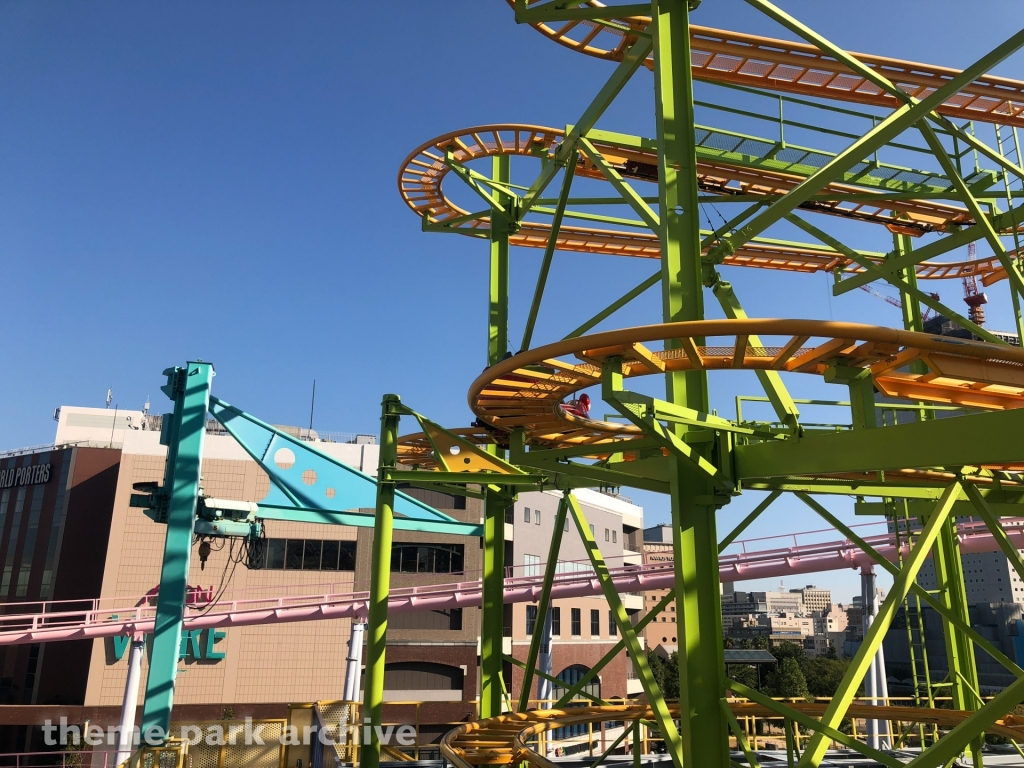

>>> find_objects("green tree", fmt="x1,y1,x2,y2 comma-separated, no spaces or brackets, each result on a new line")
801,657,850,698
770,640,805,663
769,657,809,699
647,651,679,700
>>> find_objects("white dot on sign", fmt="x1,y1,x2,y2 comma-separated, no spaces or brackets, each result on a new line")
326,487,336,499
449,445,461,455
274,448,295,469
302,469,317,486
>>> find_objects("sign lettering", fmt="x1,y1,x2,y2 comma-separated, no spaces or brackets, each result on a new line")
0,463,52,490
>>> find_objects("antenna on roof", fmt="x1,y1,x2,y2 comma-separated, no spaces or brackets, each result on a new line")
309,380,316,433
105,389,113,409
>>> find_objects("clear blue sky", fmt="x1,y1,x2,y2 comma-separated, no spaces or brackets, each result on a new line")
3,0,1022,601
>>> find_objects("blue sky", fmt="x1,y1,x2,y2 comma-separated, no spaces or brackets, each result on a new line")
3,0,1023,601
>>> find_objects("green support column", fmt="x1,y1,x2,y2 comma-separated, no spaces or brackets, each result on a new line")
360,394,401,768
488,155,511,365
480,487,507,718
652,1,729,766
481,155,511,718
931,515,984,766
140,361,214,741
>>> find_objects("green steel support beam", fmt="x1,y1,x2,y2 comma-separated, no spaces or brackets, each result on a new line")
516,496,568,712
708,27,1024,262
903,674,1024,768
712,278,800,431
552,510,748,710
552,588,677,708
140,361,214,740
562,270,661,340
727,680,903,768
963,483,1024,585
514,1,653,23
521,160,575,352
653,3,729,766
480,486,509,718
834,206,1024,295
578,138,661,231
786,213,1005,345
489,156,511,364
893,234,924,334
930,511,984,766
799,492,1024,680
742,0,1024,187
797,482,961,767
521,35,654,216
822,363,876,430
721,699,762,768
603,368,734,491
565,493,684,768
360,394,402,768
918,123,1024,300
736,406,1024,479
996,125,1024,340
719,490,781,550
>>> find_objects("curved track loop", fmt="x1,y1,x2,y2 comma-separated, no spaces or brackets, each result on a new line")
399,125,1016,280
506,1,1024,128
442,702,1024,767
467,319,1024,451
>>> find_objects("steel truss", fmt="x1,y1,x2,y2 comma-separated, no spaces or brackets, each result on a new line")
382,3,1024,768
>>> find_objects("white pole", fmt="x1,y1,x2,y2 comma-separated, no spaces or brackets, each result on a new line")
115,636,145,766
537,609,553,708
861,568,879,751
873,589,891,749
343,619,366,702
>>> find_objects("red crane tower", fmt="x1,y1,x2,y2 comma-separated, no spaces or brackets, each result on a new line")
963,242,988,325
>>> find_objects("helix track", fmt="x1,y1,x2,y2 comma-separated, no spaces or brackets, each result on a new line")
441,703,1024,767
507,1,1024,128
399,125,1020,281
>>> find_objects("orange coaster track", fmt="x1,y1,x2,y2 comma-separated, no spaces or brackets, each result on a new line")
509,1,1024,127
442,701,1024,767
399,125,1015,281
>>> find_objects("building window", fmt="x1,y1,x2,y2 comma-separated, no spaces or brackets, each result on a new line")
505,505,514,524
535,509,541,525
571,608,581,636
590,609,600,636
589,524,595,537
253,538,357,571
524,507,531,523
564,517,569,532
609,611,617,636
524,553,541,577
390,543,465,574
551,607,561,636
612,530,617,544
526,605,538,635
604,528,610,542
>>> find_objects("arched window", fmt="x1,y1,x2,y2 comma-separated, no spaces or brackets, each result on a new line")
551,666,599,740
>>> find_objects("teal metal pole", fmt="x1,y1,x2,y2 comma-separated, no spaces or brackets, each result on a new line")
360,394,401,768
140,361,214,741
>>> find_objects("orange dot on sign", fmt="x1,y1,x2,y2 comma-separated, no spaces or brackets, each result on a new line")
326,488,336,499
302,469,317,486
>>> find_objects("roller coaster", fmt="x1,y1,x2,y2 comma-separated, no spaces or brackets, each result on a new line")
67,2,1024,768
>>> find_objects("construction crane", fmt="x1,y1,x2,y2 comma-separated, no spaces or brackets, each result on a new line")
858,284,937,322
963,242,989,326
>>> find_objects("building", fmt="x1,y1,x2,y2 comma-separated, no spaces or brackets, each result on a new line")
640,528,677,648
0,406,644,751
722,591,805,618
790,586,831,614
